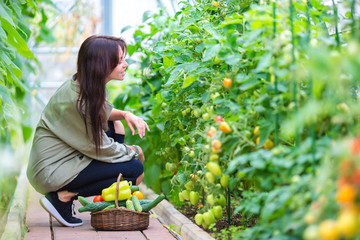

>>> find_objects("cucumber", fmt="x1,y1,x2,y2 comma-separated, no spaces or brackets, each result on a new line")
102,204,116,210
142,194,165,212
79,201,117,212
126,199,135,210
78,196,93,206
130,185,139,193
131,195,142,212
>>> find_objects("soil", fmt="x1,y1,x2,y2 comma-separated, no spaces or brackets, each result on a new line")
178,203,257,240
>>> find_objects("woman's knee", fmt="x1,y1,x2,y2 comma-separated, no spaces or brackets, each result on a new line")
136,172,144,185
113,120,125,134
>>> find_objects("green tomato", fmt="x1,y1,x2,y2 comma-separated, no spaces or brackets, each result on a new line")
220,174,230,188
195,38,202,44
209,154,219,162
213,205,223,219
179,191,184,202
211,92,220,101
182,190,190,201
184,181,194,191
205,172,215,183
193,109,201,118
207,162,221,176
207,194,216,206
178,137,186,145
182,110,187,116
202,113,210,121
202,221,209,229
216,194,226,207
189,191,200,205
213,55,223,64
206,106,215,115
189,151,195,158
303,225,318,240
234,5,241,11
194,213,203,225
161,102,167,108
203,211,216,225
165,162,176,172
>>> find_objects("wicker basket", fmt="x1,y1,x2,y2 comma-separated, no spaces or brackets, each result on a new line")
90,174,150,231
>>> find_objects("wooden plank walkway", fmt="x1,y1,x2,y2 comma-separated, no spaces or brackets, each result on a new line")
25,187,176,240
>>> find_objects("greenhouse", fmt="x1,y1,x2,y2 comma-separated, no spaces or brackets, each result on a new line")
1,0,360,239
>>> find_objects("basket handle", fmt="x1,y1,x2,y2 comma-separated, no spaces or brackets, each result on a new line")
115,173,123,209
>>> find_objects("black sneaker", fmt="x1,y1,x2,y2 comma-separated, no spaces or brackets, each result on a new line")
40,192,83,227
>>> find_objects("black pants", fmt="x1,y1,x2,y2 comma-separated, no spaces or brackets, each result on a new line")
59,121,144,197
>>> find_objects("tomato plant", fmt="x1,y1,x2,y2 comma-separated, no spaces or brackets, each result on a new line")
117,0,360,238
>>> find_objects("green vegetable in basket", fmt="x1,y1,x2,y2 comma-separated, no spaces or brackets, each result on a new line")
78,196,93,206
77,196,153,213
131,185,139,193
142,194,165,212
126,199,135,210
102,204,116,210
131,195,142,212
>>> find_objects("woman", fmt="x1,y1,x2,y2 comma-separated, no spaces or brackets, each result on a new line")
27,35,149,227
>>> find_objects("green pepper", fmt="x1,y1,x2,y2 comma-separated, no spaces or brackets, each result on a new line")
101,180,132,201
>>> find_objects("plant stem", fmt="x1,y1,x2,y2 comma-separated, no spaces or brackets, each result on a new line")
331,0,340,49
289,0,299,146
273,0,279,146
227,187,231,224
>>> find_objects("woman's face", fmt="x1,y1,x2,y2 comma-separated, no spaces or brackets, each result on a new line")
106,47,128,83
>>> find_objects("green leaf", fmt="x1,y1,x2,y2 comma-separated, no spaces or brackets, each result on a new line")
254,53,272,73
0,83,13,106
161,180,171,196
144,164,161,186
22,124,32,142
219,19,244,29
182,75,197,89
0,2,15,26
156,123,164,131
240,79,259,91
163,55,175,70
202,44,221,62
202,22,222,39
224,52,241,65
258,120,274,147
121,25,132,33
1,19,34,58
142,11,154,22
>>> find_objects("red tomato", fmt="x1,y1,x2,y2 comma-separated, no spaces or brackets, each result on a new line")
207,129,216,137
93,195,104,202
214,116,224,123
352,136,360,155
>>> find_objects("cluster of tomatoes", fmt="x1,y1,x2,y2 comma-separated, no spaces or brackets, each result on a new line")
303,137,360,240
189,115,230,229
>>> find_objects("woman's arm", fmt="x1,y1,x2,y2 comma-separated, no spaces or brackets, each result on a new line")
109,109,150,138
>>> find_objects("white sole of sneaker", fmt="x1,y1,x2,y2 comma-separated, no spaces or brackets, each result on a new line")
40,196,83,227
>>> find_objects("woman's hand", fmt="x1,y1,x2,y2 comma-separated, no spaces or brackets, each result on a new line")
129,145,145,163
123,112,150,138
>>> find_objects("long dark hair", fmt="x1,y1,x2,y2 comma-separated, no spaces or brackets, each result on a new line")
73,35,127,155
